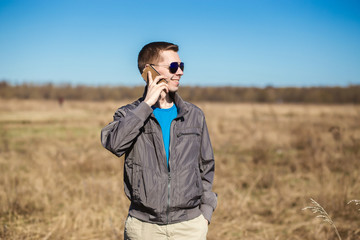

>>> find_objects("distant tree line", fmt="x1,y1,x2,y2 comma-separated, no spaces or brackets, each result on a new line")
1,81,359,104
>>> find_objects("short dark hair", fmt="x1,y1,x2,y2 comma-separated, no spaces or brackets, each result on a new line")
137,41,179,73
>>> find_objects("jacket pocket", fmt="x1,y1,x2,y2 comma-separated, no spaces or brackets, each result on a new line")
174,128,202,167
132,163,141,201
176,128,201,142
123,156,134,200
142,127,155,146
132,165,162,211
173,166,203,208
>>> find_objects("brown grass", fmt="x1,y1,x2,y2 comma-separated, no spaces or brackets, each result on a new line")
1,99,360,239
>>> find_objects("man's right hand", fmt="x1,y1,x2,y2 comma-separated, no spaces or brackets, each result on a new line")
144,71,168,107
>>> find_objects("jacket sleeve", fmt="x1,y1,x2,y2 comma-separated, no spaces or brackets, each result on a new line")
199,117,217,223
101,101,153,157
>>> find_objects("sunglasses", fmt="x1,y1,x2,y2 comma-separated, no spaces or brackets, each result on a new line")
151,62,184,74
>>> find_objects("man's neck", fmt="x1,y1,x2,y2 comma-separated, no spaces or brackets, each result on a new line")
155,92,174,109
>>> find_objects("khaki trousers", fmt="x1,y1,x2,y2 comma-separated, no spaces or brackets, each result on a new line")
124,214,208,240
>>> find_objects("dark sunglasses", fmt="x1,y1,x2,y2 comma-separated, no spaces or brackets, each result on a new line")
151,62,184,74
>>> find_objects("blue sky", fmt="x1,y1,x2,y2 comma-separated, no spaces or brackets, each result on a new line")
0,0,359,87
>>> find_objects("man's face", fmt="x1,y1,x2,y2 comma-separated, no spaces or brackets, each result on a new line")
153,50,183,92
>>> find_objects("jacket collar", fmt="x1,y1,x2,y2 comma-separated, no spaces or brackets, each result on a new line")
172,91,189,118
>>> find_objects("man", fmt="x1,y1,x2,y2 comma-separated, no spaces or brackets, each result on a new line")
101,41,217,240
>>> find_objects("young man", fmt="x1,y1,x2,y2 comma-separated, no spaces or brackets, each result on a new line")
101,42,217,240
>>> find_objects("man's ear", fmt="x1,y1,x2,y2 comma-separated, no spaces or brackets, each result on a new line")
141,64,149,75
141,64,150,84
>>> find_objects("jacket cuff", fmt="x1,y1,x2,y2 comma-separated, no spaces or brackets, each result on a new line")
131,101,153,122
200,204,214,224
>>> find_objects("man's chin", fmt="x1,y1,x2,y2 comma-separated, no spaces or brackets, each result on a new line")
169,87,178,93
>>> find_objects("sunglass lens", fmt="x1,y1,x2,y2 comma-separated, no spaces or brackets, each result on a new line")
180,62,184,71
169,62,184,73
169,62,178,74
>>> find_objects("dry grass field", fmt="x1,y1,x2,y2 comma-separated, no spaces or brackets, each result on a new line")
0,99,360,240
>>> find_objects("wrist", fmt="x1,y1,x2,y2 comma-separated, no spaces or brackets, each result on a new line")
144,99,153,107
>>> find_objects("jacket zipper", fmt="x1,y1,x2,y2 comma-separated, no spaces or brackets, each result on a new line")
166,120,175,224
152,110,185,224
152,115,174,224
177,132,200,137
166,172,171,223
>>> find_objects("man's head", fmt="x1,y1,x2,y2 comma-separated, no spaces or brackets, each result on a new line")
138,42,178,73
138,41,184,92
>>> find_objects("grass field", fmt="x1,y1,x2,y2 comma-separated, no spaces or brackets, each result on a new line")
0,99,359,240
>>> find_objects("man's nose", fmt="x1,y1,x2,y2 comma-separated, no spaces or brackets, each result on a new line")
176,67,183,75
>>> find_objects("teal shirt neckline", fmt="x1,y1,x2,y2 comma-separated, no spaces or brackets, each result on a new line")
152,104,178,170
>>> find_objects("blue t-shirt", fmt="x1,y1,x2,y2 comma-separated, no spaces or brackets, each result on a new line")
152,104,178,169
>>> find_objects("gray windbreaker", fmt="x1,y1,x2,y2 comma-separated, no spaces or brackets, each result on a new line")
101,92,217,224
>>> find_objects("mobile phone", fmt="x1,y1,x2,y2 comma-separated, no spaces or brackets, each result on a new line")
141,65,167,84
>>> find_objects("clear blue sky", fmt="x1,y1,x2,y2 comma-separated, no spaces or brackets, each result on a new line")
1,0,359,87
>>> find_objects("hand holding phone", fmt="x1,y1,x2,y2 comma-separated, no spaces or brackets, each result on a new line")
142,65,168,84
142,65,169,107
